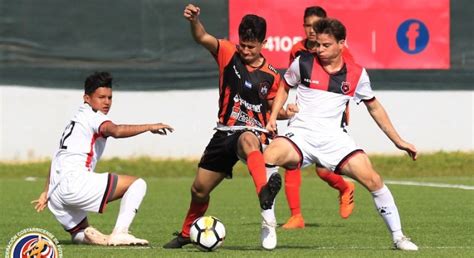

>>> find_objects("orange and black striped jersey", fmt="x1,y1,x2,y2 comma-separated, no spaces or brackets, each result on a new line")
213,39,281,130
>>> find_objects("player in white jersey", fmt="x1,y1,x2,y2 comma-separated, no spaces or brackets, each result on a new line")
259,19,419,251
31,72,174,246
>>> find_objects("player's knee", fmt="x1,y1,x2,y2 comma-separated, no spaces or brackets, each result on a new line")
135,177,147,191
191,185,209,201
365,172,383,191
239,133,259,150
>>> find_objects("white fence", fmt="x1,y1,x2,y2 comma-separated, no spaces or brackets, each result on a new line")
0,86,472,161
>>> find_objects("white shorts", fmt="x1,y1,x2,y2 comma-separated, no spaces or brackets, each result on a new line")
48,171,117,232
281,126,364,172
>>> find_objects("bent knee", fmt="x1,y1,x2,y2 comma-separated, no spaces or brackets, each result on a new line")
134,178,147,192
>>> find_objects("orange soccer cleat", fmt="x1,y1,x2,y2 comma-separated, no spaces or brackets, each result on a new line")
339,181,355,219
281,214,305,229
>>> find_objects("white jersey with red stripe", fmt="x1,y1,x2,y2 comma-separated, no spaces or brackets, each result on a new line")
284,53,374,133
51,103,110,179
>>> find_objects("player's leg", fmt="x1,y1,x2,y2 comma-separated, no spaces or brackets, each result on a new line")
237,131,268,195
163,167,226,248
107,174,149,246
260,137,302,250
339,152,418,251
282,168,305,229
48,172,108,245
316,166,355,219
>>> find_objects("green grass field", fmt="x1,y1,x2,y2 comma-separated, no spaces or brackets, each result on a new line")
1,152,473,257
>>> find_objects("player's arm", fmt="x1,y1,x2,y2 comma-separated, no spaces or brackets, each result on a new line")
266,80,290,133
364,99,417,160
100,121,174,138
183,4,218,55
31,166,51,212
276,103,299,120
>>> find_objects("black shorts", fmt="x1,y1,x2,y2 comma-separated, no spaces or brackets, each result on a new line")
198,130,262,178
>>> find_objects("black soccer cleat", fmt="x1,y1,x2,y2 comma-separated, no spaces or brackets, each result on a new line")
258,173,282,210
162,232,191,249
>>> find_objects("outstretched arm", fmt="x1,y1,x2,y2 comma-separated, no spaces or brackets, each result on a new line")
365,99,417,160
183,4,218,55
100,121,174,138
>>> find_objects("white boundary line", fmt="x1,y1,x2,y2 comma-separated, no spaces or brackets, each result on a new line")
384,180,474,190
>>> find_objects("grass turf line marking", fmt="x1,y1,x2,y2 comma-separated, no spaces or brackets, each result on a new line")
384,180,474,190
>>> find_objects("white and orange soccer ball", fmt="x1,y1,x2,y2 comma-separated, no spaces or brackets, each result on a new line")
190,216,226,251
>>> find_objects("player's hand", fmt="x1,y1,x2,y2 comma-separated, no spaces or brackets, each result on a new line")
31,191,48,212
183,4,200,22
150,123,174,135
285,103,299,118
396,140,418,160
266,119,278,135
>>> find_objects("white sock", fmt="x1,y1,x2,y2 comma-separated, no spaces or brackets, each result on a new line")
71,230,85,244
371,184,404,241
261,165,279,224
113,178,147,234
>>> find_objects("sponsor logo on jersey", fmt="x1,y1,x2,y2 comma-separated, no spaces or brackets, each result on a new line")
233,94,262,112
303,78,319,84
341,81,350,94
233,65,241,79
5,228,63,258
267,64,278,74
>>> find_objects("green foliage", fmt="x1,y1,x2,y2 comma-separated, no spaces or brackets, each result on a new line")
0,151,472,179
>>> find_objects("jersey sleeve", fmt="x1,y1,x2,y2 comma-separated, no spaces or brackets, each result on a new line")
266,72,281,100
215,39,236,70
90,111,110,135
353,68,375,104
283,56,301,88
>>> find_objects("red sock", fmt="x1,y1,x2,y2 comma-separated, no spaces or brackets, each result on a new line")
247,150,267,194
181,200,209,237
317,168,347,193
285,168,302,216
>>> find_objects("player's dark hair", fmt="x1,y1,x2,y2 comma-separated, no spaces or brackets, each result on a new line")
304,6,327,19
313,18,346,42
238,14,266,42
84,72,112,95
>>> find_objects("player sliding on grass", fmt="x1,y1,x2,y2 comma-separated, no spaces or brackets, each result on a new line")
262,18,419,251
282,6,356,230
163,4,294,250
32,72,173,246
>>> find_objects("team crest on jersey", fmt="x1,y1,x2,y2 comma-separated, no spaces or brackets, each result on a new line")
258,81,270,99
5,228,63,258
341,81,351,94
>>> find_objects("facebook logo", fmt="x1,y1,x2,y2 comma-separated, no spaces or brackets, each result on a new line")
396,19,429,54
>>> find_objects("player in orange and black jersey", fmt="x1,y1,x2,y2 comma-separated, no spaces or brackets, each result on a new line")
163,4,296,249
281,6,356,230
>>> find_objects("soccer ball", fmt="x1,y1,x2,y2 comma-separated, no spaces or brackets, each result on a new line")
190,216,226,251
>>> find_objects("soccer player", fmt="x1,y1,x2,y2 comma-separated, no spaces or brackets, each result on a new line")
282,6,355,230
263,18,419,251
31,72,174,246
163,4,292,249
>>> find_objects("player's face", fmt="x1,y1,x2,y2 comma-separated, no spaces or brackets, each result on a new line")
303,15,321,42
237,39,265,65
315,33,344,62
84,87,112,114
